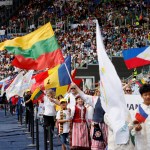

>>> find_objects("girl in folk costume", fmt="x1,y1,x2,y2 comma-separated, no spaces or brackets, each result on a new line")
71,95,90,150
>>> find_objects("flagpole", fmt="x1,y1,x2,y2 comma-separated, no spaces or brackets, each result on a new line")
64,62,73,82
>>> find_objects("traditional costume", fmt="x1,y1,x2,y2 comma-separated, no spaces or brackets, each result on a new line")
71,104,90,149
77,89,133,150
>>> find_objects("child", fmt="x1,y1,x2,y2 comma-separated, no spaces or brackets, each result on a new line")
131,84,150,150
56,98,71,150
71,95,90,149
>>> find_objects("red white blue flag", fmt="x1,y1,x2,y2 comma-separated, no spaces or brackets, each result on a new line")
135,104,148,123
122,46,150,69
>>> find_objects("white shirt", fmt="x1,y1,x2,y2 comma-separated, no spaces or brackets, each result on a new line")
43,96,56,116
64,93,77,108
37,103,44,118
104,114,134,150
85,104,94,121
56,110,70,134
132,104,150,150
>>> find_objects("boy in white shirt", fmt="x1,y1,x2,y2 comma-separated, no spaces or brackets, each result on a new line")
132,84,150,150
56,98,71,150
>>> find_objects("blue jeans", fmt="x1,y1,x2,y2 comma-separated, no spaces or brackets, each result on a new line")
60,133,69,145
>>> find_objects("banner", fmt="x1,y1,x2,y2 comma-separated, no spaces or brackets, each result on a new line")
125,94,143,120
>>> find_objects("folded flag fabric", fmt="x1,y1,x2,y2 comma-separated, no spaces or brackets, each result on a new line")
6,72,24,99
31,70,49,92
0,22,64,70
44,55,71,89
21,70,34,91
122,46,150,69
135,104,148,123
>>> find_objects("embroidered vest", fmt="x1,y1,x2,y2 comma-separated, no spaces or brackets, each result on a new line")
73,106,86,123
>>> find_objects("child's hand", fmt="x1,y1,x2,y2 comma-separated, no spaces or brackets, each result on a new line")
133,120,139,125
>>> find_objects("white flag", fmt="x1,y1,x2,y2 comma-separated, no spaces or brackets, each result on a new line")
0,76,10,96
96,21,130,144
6,72,24,100
20,70,34,94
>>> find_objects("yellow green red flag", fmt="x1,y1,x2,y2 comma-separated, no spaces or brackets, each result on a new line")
0,22,64,70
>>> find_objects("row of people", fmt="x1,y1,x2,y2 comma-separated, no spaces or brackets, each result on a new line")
4,76,150,149
31,82,150,150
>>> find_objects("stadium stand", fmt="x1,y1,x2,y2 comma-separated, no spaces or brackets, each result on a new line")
0,0,150,79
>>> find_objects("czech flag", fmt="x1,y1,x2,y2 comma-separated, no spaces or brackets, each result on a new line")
135,104,148,123
122,46,150,69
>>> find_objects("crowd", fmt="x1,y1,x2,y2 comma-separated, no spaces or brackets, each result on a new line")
0,50,16,80
0,1,150,150
0,0,150,79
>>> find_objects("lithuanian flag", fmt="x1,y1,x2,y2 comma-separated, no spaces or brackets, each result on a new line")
31,87,44,103
0,23,64,70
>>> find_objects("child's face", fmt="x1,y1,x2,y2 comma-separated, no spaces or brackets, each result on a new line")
77,98,84,105
60,102,67,109
142,91,150,105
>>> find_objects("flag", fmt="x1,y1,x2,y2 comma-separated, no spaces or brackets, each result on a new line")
6,72,24,99
0,23,64,70
135,79,146,87
122,46,150,69
44,55,71,89
67,69,82,90
96,21,130,144
0,77,11,96
30,87,44,103
54,69,82,97
20,70,34,94
31,70,50,92
55,86,69,97
4,76,16,91
135,104,148,123
31,64,61,92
